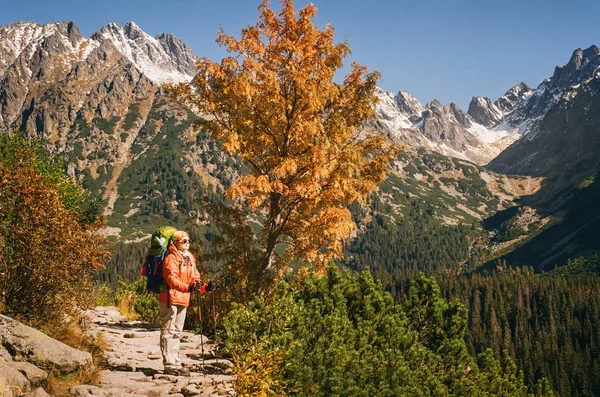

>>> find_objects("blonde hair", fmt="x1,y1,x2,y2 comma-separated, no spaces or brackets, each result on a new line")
172,230,189,243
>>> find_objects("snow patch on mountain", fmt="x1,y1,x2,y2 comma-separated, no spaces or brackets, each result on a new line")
1,22,50,62
95,22,195,84
375,89,416,130
80,39,100,60
468,122,514,144
0,22,79,70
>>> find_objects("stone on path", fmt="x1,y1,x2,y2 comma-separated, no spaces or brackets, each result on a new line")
0,314,92,374
23,387,51,397
0,362,30,394
71,306,234,396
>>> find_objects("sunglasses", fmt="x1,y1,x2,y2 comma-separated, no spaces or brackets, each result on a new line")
177,238,191,244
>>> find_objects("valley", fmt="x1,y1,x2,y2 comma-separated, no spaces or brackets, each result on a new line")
2,18,600,396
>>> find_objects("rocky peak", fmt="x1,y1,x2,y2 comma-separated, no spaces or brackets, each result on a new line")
0,21,81,76
92,22,118,39
427,98,443,110
395,90,425,122
549,45,600,89
93,21,196,84
467,96,502,127
494,82,532,113
39,21,82,54
421,99,479,150
373,88,419,131
423,100,470,129
156,33,197,77
448,102,471,128
123,21,144,40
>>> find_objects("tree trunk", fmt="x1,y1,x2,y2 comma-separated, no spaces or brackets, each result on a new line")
257,192,282,294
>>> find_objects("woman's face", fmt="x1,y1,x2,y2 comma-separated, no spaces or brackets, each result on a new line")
174,236,190,251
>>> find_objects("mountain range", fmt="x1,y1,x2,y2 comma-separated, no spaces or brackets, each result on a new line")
1,20,599,273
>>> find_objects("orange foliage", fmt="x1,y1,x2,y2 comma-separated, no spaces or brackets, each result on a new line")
169,0,397,292
0,138,109,327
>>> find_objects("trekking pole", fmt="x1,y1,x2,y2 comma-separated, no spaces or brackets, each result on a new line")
197,290,205,369
211,287,218,364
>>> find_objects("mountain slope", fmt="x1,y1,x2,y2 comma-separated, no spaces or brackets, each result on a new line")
0,21,239,241
92,22,196,84
489,174,600,271
1,19,597,274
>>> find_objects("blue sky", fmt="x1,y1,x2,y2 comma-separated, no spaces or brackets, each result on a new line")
2,0,600,109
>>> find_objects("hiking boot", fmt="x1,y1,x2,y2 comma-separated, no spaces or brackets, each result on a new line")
164,367,190,376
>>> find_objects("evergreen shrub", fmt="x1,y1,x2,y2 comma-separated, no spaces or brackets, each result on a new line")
116,277,160,324
222,265,546,396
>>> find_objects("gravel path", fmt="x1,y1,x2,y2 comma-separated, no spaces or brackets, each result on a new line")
70,306,233,397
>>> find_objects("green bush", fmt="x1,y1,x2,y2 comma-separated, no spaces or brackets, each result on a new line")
222,266,545,396
116,277,160,324
123,104,141,131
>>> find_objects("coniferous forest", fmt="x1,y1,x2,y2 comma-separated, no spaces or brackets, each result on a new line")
344,191,600,396
440,270,600,397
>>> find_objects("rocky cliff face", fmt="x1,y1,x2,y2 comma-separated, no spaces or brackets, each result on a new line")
467,96,503,127
0,21,237,240
488,45,600,191
93,22,197,84
494,82,532,113
372,90,507,165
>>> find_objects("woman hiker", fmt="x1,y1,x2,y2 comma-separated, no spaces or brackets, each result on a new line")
153,230,217,376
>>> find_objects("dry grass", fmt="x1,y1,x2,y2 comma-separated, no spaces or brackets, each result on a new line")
44,315,110,396
116,291,140,321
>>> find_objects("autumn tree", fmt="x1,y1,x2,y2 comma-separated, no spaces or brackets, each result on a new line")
0,134,109,327
170,0,397,292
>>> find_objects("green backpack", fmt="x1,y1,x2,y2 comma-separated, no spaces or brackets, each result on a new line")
144,226,177,293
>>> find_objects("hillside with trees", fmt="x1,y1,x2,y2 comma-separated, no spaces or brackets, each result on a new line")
5,1,600,396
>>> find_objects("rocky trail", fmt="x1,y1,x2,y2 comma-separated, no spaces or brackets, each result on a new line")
71,306,234,396
0,306,234,397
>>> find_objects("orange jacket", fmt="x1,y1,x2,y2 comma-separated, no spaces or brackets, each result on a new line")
158,245,202,307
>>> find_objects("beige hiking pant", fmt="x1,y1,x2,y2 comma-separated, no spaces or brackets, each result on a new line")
159,301,187,369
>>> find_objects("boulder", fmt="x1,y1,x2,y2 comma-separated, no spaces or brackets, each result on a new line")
181,383,202,396
0,314,92,374
23,387,51,397
0,347,13,362
11,361,48,387
0,361,31,394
